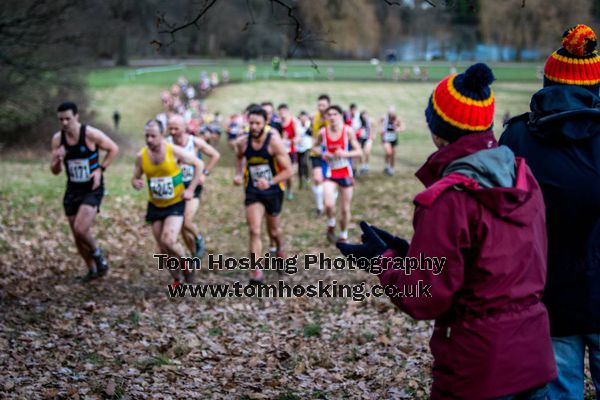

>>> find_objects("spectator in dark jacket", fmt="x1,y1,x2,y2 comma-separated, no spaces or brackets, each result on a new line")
500,24,600,399
338,63,557,399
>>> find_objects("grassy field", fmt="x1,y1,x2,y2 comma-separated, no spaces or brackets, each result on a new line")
3,73,596,398
87,60,542,88
91,80,539,161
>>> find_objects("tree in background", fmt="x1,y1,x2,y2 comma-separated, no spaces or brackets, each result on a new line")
480,0,593,60
0,0,96,148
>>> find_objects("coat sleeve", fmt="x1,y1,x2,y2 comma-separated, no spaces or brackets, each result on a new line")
378,190,473,320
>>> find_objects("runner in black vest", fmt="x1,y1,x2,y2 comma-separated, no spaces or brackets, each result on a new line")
50,102,119,282
233,106,293,284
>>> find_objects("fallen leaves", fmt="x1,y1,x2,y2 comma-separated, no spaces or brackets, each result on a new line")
0,161,436,398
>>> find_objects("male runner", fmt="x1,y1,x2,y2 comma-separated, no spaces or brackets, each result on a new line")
278,103,299,200
167,114,220,259
345,103,363,175
310,94,330,215
261,101,283,135
312,105,362,244
132,120,204,286
357,111,373,174
295,111,313,189
381,106,406,175
232,106,293,284
227,112,243,149
50,102,119,282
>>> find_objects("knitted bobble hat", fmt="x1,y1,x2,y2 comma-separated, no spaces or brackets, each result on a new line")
544,24,600,93
425,63,495,142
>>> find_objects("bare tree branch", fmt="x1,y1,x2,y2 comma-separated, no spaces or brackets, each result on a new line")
153,0,218,49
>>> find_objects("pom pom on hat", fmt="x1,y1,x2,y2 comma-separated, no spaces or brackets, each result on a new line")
562,24,597,56
462,63,495,92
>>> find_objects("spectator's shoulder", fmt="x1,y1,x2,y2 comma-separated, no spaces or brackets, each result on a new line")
503,112,529,130
499,112,529,145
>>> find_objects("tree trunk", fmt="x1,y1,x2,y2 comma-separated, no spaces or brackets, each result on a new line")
116,27,129,66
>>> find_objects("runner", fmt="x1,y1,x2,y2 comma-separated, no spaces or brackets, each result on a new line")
295,111,313,190
50,102,119,282
227,112,243,149
167,115,220,259
345,103,363,175
232,106,293,284
278,103,299,200
357,111,373,174
261,101,283,136
312,105,362,244
131,119,205,286
381,106,405,175
310,94,330,215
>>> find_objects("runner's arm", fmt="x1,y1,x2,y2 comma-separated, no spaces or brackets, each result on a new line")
396,118,406,132
172,144,205,192
87,126,119,171
50,132,63,175
131,153,144,190
310,128,325,156
194,137,220,173
269,134,293,185
344,128,363,159
233,135,247,179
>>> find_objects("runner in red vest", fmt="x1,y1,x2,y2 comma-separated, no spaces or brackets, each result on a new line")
312,105,362,244
278,103,299,200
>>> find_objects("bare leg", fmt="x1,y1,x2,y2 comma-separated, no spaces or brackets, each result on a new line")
159,216,186,280
265,213,283,254
323,180,337,220
68,204,99,270
383,142,391,166
181,197,200,255
364,140,372,165
246,202,266,280
339,186,353,233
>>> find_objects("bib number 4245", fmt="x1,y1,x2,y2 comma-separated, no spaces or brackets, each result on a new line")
149,177,175,199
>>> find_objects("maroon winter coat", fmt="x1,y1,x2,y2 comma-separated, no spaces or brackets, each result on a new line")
379,132,556,399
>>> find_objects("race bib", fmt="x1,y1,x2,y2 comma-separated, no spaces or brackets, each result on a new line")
330,156,349,170
384,132,398,142
149,177,175,199
181,165,194,182
249,164,274,187
283,139,292,153
67,159,91,182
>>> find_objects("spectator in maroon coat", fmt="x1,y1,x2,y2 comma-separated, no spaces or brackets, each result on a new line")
338,63,557,399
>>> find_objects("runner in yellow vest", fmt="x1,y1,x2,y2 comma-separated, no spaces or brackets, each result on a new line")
131,119,205,286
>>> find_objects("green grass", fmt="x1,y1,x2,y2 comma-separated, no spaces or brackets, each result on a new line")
87,60,542,88
88,80,539,169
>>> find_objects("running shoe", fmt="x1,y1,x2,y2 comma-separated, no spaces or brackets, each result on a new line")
92,248,109,277
79,268,100,283
286,191,294,201
195,235,206,258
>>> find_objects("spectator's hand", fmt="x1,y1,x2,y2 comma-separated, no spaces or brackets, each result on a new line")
336,221,387,260
362,224,409,257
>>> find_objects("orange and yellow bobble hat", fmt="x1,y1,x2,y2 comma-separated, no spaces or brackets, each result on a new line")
424,63,495,143
544,24,600,94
